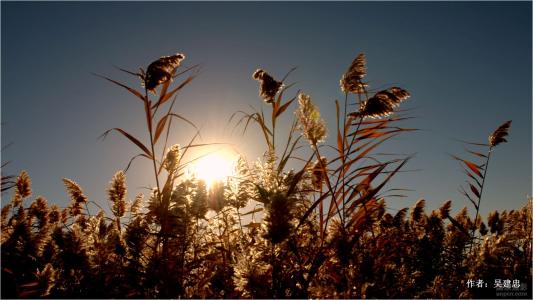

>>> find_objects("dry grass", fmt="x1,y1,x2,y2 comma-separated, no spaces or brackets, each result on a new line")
0,53,530,299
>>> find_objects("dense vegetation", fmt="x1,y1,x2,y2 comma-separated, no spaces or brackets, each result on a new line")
1,52,531,299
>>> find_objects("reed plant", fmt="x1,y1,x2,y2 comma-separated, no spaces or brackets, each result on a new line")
0,52,530,299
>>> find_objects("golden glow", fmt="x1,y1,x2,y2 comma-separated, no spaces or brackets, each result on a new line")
189,152,236,188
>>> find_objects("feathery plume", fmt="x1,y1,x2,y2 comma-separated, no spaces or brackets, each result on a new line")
438,200,452,219
355,87,410,119
252,69,282,103
130,193,143,215
142,53,185,93
411,199,426,223
15,170,32,202
36,263,56,297
63,178,87,204
340,53,367,94
163,144,181,173
49,204,61,224
489,120,512,147
108,171,127,218
295,93,327,144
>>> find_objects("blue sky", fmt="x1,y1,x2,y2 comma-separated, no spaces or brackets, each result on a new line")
1,1,531,217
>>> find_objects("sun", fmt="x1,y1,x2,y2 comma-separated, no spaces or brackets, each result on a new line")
190,152,236,188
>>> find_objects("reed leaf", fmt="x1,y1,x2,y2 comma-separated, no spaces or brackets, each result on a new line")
100,128,152,158
151,75,196,109
451,155,483,178
93,73,146,102
469,183,481,198
274,94,297,118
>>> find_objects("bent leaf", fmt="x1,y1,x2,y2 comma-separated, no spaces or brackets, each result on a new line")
152,75,196,109
470,183,481,198
93,73,146,102
275,95,297,118
100,128,152,159
153,115,170,144
451,155,483,178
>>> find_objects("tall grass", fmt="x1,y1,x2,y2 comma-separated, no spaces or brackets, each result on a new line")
451,120,512,253
0,52,530,299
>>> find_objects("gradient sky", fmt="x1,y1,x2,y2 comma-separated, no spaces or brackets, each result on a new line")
2,1,531,217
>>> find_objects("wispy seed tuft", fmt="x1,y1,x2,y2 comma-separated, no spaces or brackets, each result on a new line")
142,53,185,93
340,53,367,94
355,87,410,119
163,144,182,173
489,120,511,147
252,69,282,103
62,178,87,204
295,93,327,144
108,171,127,218
15,170,32,200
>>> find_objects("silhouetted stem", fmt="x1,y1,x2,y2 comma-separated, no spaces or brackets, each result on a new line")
342,92,348,224
313,143,344,237
144,87,162,202
469,147,493,254
145,87,165,259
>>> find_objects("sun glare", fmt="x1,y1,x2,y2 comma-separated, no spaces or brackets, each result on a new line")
190,152,236,188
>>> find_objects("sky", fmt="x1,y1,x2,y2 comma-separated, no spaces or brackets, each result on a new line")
1,1,531,218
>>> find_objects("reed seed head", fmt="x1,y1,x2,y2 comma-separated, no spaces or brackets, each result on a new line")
357,87,410,119
489,120,512,147
295,93,327,144
37,263,56,297
340,53,367,94
63,178,88,205
438,200,452,219
163,144,182,173
130,193,143,215
142,53,185,93
411,199,426,223
15,170,32,200
252,68,282,103
108,171,127,218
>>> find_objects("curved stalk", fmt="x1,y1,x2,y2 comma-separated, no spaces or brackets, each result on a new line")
469,147,493,253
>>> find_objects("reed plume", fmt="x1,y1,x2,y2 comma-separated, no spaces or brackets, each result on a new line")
354,87,410,119
489,120,511,147
340,53,367,94
295,93,327,144
252,69,282,103
452,120,512,253
62,178,87,216
141,53,185,93
108,171,127,219
14,170,32,204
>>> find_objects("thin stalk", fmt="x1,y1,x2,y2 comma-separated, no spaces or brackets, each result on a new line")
341,92,348,224
144,87,162,201
343,91,376,241
332,91,365,208
319,186,324,240
469,147,493,253
145,86,165,260
236,206,244,236
330,91,364,234
344,89,366,164
272,108,276,153
313,143,344,237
